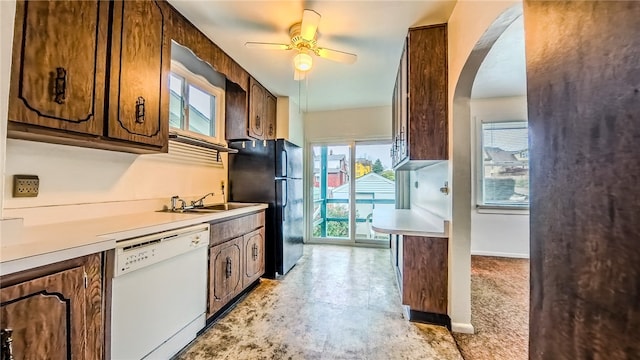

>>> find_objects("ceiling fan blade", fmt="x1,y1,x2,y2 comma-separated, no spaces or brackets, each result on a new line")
316,47,358,64
294,69,307,81
245,42,291,50
300,9,321,41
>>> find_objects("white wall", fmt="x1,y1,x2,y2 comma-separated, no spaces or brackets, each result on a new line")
3,140,227,225
470,96,529,258
409,161,451,219
0,0,17,219
304,106,391,142
276,97,304,147
447,0,519,334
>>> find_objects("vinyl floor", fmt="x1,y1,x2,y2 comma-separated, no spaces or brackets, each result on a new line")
178,244,463,360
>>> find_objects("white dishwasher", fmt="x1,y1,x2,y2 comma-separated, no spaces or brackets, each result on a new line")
111,223,209,360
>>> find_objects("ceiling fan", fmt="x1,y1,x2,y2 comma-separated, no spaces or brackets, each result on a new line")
245,9,358,80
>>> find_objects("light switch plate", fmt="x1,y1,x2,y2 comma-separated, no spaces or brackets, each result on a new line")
13,175,39,197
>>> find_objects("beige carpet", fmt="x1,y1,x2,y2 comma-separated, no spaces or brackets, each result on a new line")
453,256,529,360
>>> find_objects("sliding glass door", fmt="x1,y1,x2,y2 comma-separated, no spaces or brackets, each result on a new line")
307,141,394,245
354,143,395,244
311,144,351,241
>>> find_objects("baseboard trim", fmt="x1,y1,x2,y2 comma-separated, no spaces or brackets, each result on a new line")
408,310,451,330
451,322,475,334
471,250,529,259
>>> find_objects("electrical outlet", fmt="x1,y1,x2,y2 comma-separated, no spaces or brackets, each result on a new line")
13,175,39,197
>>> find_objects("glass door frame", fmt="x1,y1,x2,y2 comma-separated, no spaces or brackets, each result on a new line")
304,140,392,247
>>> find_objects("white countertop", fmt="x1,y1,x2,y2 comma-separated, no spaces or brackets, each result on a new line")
0,204,268,276
371,208,449,238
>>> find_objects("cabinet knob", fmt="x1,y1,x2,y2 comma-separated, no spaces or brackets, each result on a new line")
1,329,14,360
255,115,261,129
135,97,145,124
54,67,67,104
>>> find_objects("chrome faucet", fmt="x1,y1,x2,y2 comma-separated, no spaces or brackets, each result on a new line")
191,192,215,208
170,195,188,211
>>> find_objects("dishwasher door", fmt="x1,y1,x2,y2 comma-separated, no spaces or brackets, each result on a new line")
111,227,208,360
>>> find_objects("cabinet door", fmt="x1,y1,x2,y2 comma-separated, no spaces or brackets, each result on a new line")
390,234,397,266
408,25,448,160
8,0,109,135
0,254,102,360
392,74,401,166
265,93,277,140
107,0,169,148
208,238,242,316
248,77,265,139
224,79,248,141
391,80,397,166
399,41,409,161
243,227,265,287
397,234,404,278
402,236,448,314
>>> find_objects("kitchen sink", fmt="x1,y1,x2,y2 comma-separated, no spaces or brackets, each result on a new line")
198,203,255,211
159,202,256,214
157,208,223,214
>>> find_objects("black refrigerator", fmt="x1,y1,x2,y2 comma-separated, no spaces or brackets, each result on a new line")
228,139,304,278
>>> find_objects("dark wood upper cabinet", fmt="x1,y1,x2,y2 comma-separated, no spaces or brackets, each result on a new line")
265,92,277,140
227,77,276,141
0,254,103,360
249,77,266,139
8,0,168,153
225,79,248,141
8,0,110,136
392,24,448,169
107,0,169,148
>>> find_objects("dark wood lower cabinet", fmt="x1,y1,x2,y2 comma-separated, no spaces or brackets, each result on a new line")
243,227,265,287
208,237,243,316
391,235,449,327
207,210,266,318
403,236,448,315
0,253,103,360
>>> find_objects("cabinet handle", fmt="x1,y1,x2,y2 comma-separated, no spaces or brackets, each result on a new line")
135,97,145,124
252,244,258,260
255,115,261,129
268,124,273,136
54,67,67,104
1,329,14,360
225,256,232,278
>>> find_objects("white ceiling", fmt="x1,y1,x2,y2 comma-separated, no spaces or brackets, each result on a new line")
168,1,525,110
471,16,526,99
168,0,456,112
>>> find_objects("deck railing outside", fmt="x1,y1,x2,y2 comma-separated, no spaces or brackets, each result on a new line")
312,194,394,239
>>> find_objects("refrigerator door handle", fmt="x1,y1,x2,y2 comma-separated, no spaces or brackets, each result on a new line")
283,180,288,209
280,149,288,178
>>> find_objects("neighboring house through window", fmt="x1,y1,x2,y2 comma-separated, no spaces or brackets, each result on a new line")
478,121,529,208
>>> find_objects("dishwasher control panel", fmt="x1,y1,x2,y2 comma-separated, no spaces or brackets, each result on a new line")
114,224,209,277
124,248,155,267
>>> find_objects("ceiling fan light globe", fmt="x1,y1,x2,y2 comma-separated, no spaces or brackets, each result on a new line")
293,52,313,72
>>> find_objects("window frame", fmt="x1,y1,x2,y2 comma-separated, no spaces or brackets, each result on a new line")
476,119,530,211
169,60,225,145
